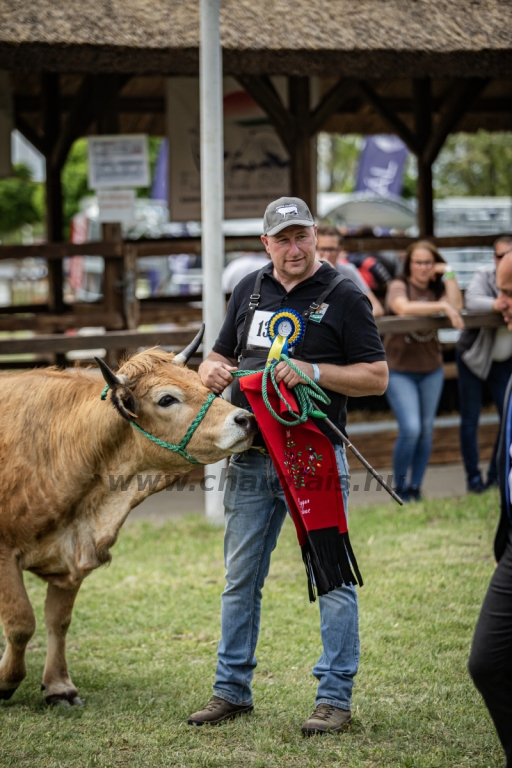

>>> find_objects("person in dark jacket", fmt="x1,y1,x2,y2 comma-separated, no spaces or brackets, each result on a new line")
468,252,512,768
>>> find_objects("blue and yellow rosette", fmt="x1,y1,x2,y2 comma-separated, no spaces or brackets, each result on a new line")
266,308,305,365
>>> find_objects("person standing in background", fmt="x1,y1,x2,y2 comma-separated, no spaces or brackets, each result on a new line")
316,226,384,317
456,236,512,493
383,241,463,501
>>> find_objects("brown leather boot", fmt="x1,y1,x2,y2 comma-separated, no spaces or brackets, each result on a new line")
301,704,352,735
187,695,254,726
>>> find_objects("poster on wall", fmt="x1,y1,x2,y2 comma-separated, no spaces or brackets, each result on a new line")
167,77,290,221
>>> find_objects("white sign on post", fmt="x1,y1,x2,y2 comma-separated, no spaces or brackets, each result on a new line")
88,135,149,189
97,189,136,224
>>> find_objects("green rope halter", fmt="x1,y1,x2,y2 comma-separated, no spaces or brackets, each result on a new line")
232,353,330,426
100,386,216,465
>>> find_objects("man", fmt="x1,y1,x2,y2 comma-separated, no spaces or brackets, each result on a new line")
188,197,388,734
316,225,384,317
456,236,512,493
469,251,512,768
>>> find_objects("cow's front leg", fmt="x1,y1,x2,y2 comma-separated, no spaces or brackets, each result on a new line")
42,581,83,706
0,551,36,699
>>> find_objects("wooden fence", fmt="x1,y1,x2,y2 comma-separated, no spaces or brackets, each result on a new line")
0,232,505,362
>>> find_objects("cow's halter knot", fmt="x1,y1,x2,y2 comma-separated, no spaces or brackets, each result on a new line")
100,387,217,465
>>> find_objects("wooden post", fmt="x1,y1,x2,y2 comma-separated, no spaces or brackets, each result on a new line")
413,79,434,237
288,77,313,210
96,77,126,365
122,243,140,331
102,223,125,367
95,75,120,135
42,74,65,315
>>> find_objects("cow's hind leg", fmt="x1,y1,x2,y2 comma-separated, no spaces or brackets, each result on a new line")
0,552,36,699
42,582,83,707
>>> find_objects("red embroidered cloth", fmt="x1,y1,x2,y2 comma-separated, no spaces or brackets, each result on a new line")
240,371,362,600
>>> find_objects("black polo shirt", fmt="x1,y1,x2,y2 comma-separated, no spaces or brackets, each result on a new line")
213,261,386,443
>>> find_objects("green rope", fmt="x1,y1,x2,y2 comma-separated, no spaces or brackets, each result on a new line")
232,353,330,427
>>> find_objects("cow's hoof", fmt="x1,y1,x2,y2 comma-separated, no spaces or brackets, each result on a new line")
46,693,83,708
0,688,16,700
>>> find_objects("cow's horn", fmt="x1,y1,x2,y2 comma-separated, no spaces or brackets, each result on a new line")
173,324,205,365
95,356,122,388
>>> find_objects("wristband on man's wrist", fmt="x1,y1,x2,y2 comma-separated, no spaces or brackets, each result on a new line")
443,270,456,281
311,363,321,383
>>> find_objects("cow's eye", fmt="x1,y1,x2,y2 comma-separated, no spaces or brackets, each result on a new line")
158,395,178,408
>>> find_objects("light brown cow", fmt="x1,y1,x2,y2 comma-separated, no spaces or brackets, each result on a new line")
0,327,255,706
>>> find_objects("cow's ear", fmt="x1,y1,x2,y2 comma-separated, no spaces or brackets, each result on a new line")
95,357,138,422
111,385,139,423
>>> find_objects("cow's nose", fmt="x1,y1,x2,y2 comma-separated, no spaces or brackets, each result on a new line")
234,412,256,433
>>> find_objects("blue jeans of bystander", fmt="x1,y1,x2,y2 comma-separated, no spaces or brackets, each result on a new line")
213,445,359,711
385,367,444,494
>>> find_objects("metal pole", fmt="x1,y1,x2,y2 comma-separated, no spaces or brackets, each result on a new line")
200,0,226,524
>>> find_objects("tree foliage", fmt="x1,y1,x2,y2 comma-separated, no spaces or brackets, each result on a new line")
434,131,512,198
0,164,43,235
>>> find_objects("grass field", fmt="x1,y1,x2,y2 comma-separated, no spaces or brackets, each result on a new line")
0,492,504,767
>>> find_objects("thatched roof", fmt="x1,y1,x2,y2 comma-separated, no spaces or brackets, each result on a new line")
0,0,511,76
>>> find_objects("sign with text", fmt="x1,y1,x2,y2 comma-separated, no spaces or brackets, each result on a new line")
98,190,136,224
88,135,149,189
167,77,290,221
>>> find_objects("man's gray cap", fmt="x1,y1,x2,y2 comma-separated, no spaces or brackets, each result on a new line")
263,197,315,236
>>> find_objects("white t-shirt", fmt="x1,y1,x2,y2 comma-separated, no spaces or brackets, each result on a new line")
222,255,270,293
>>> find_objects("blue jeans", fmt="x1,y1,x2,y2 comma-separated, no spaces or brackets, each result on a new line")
456,350,512,486
385,368,444,491
214,445,359,711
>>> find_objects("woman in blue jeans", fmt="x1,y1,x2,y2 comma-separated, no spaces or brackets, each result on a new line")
384,242,463,501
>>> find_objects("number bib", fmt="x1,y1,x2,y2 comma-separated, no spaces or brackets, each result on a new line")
246,310,274,349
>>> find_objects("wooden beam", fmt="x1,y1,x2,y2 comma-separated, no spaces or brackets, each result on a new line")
95,74,122,135
41,73,65,318
424,78,491,167
235,75,294,152
0,241,122,260
16,93,512,117
357,81,420,154
413,78,432,154
309,78,356,135
0,311,125,333
376,310,505,335
340,233,509,251
288,76,313,209
0,327,202,356
413,79,434,237
52,75,96,171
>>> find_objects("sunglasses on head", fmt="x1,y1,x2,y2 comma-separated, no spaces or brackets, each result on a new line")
494,247,512,259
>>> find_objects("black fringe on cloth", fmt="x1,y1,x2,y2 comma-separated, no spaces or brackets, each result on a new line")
301,526,363,602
